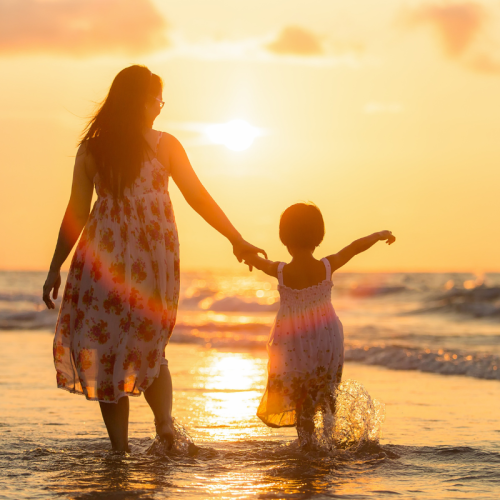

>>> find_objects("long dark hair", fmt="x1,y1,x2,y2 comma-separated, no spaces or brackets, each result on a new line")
80,65,163,199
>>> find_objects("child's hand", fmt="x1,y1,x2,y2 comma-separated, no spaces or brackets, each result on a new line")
241,252,277,276
242,257,254,272
378,230,396,245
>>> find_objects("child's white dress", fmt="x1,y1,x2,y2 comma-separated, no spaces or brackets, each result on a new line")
257,258,344,427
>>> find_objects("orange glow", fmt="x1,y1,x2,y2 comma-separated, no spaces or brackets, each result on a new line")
0,1,499,272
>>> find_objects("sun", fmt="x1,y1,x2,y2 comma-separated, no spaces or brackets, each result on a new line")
206,119,260,151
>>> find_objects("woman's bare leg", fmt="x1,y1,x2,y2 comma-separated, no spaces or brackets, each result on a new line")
99,396,130,452
144,364,174,447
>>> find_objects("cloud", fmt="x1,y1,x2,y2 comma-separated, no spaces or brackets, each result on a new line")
468,52,500,74
405,2,485,57
0,3,363,67
0,0,168,57
403,2,500,75
160,31,364,68
266,26,324,56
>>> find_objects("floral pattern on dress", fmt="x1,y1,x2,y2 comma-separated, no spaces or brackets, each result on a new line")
257,259,344,428
53,132,180,403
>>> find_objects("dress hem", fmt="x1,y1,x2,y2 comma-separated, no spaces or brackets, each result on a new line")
56,353,167,404
257,410,297,428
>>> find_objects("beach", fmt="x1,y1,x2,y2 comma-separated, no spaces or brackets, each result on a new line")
1,270,500,499
2,333,500,499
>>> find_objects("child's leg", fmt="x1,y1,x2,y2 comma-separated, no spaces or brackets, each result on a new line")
296,393,315,447
327,365,343,418
327,392,337,416
99,396,130,452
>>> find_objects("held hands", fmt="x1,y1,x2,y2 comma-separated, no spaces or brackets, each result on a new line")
42,269,62,309
378,230,396,245
232,236,267,271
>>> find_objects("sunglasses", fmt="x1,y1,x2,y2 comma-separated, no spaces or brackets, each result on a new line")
155,97,165,109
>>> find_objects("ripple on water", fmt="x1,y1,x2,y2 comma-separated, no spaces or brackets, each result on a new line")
6,433,499,500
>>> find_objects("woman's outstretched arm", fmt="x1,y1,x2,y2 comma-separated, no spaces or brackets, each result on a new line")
43,145,94,308
326,231,396,273
164,133,266,264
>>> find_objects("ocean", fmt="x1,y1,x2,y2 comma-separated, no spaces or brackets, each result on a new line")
1,270,499,499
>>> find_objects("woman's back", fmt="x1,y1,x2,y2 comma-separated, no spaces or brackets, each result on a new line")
93,131,170,199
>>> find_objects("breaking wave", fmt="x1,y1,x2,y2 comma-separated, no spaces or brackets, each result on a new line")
345,344,500,380
413,285,500,319
2,271,500,381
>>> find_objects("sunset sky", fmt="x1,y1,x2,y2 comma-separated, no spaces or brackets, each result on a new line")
0,0,499,271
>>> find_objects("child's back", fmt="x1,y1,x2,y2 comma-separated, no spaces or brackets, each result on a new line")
257,257,344,440
280,256,329,290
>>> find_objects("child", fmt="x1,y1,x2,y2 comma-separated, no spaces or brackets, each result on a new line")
243,203,395,448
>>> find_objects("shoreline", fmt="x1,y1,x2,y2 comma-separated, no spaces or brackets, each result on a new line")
1,332,499,499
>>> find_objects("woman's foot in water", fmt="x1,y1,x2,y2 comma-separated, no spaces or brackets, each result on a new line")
155,417,175,449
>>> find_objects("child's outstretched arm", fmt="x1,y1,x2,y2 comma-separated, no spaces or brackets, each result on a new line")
242,253,280,278
327,231,396,273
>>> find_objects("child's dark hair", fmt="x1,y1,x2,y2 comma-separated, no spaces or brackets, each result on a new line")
279,203,325,249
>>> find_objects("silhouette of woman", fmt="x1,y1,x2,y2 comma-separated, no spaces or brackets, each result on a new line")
42,65,265,451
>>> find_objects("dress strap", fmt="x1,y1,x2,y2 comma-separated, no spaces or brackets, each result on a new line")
321,258,332,281
154,131,163,157
277,262,286,286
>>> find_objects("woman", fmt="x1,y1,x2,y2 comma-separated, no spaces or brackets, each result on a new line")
42,65,265,452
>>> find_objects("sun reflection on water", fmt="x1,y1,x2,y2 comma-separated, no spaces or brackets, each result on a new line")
186,351,270,441
200,354,262,391
204,391,262,420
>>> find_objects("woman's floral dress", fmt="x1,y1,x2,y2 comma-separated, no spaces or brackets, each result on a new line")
257,258,344,427
53,132,180,403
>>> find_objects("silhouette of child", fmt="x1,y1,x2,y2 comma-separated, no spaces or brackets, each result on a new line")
243,203,395,447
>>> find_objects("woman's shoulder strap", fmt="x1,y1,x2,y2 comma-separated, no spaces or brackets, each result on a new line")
277,262,286,286
154,131,163,156
321,258,332,280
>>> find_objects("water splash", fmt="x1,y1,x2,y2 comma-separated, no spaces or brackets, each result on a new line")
146,418,199,456
333,380,385,450
304,379,385,452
